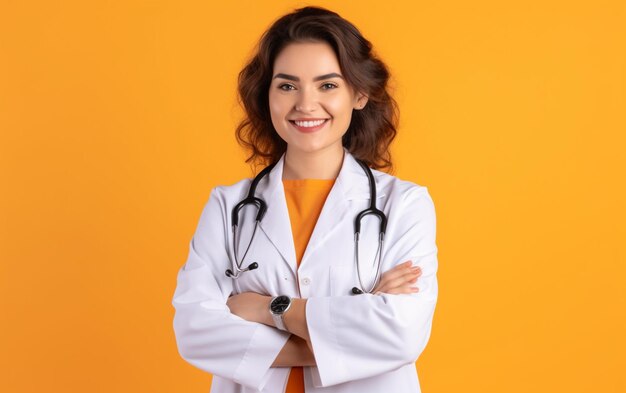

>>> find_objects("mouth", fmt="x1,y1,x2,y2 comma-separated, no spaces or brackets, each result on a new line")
289,118,329,133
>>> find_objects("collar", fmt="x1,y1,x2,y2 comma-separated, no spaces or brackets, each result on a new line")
254,149,384,274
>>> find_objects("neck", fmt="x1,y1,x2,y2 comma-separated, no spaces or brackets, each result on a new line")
282,146,344,180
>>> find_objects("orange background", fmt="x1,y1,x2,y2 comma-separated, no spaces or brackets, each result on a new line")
1,1,624,392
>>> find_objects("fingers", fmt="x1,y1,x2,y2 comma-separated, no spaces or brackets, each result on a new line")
384,261,421,284
380,261,418,282
373,260,422,294
381,286,420,295
376,279,420,295
383,267,421,290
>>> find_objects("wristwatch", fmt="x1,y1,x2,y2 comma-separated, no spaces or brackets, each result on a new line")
269,295,292,331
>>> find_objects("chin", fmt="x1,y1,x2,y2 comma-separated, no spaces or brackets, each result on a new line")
290,141,340,156
291,145,324,155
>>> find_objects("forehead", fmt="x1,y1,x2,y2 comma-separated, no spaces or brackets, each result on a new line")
273,41,341,76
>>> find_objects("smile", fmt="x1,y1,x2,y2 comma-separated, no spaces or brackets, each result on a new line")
289,119,329,133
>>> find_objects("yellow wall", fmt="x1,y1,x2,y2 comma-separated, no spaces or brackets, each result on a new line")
1,1,624,392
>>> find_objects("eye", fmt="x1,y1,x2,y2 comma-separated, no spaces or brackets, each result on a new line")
321,82,338,90
278,83,296,91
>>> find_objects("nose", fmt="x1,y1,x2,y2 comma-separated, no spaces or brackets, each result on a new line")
294,88,318,113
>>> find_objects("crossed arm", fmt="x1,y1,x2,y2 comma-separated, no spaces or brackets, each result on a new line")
226,260,422,367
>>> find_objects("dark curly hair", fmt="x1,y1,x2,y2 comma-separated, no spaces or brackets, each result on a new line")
236,6,399,172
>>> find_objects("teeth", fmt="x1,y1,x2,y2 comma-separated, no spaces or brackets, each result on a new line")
294,119,326,127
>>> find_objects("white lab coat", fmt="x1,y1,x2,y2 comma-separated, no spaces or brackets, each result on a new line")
172,150,438,393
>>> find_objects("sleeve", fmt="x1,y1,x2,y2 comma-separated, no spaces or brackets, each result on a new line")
306,186,439,387
172,188,290,390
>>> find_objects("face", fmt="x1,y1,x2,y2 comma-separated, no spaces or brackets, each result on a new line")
268,41,367,157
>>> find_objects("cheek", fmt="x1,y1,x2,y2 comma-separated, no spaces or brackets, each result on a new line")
268,96,288,140
324,95,355,119
269,94,291,118
268,92,279,112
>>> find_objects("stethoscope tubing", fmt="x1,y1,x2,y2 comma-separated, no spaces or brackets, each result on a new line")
226,158,387,295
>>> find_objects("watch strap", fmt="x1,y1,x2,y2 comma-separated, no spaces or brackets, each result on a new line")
272,313,287,331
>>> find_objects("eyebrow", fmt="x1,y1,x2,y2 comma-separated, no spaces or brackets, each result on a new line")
272,72,344,82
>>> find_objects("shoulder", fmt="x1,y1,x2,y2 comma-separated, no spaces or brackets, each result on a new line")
207,177,253,203
372,169,434,206
197,178,254,220
372,171,437,245
371,170,437,233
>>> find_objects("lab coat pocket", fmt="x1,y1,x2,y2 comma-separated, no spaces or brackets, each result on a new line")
329,264,357,297
330,258,382,296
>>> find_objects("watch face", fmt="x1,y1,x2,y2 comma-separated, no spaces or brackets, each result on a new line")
271,295,291,313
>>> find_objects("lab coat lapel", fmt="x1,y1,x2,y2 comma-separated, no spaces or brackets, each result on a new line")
300,151,370,265
257,156,298,276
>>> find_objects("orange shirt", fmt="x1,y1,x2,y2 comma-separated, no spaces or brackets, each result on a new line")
282,179,335,393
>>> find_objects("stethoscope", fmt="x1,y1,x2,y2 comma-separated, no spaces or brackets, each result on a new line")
225,159,387,295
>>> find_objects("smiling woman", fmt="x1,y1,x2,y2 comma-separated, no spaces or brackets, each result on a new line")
235,6,399,175
269,41,368,178
172,6,438,393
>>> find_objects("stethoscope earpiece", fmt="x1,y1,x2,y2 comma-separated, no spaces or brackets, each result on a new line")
352,287,363,295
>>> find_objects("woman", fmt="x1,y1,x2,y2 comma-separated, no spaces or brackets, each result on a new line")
172,6,438,393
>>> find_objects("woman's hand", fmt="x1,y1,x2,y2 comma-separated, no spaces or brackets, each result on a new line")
226,292,271,325
372,260,421,295
272,335,316,367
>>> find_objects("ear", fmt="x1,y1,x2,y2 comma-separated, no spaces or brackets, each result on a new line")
354,92,369,110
